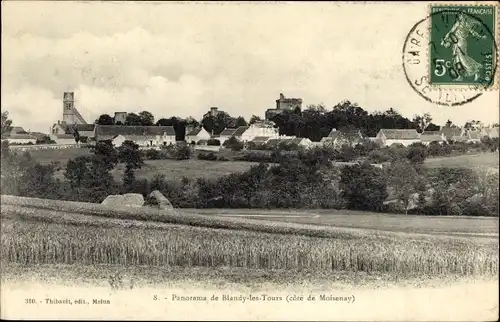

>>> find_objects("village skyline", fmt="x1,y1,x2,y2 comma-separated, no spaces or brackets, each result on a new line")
2,1,499,134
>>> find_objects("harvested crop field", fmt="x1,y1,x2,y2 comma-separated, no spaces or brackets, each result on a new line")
1,195,498,320
181,209,500,238
1,195,498,279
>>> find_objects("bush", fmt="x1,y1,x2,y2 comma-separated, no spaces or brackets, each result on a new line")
407,143,427,165
36,135,56,145
340,163,388,211
173,145,192,160
223,136,244,151
207,139,221,146
144,148,161,160
197,152,218,161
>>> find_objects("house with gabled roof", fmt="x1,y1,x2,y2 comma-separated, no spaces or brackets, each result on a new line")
232,126,250,139
251,136,271,144
490,126,499,138
217,126,253,144
217,128,238,144
465,130,482,143
95,125,176,148
321,130,346,149
239,121,279,142
439,126,464,142
375,129,421,147
420,131,445,145
185,127,211,144
2,126,48,145
321,128,364,149
50,122,96,144
266,138,295,149
480,126,499,139
289,137,314,149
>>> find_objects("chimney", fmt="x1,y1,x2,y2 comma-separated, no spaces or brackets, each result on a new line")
280,93,285,100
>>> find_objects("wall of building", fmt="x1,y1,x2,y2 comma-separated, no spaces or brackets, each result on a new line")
54,138,77,145
4,138,37,145
186,128,211,143
240,125,279,142
385,139,422,147
114,112,127,124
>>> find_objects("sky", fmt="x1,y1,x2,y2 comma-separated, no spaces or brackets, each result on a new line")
1,1,499,133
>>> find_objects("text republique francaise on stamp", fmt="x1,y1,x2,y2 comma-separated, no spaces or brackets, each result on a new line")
402,3,498,106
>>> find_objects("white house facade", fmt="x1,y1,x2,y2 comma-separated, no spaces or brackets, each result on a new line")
186,127,211,144
420,131,445,145
239,121,279,142
96,125,176,148
376,129,421,146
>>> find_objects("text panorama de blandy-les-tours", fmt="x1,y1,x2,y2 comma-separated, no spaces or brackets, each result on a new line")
25,293,356,306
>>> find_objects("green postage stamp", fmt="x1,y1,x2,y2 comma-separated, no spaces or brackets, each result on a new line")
429,4,497,88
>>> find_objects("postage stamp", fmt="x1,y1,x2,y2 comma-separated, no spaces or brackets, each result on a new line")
402,2,499,106
429,4,497,88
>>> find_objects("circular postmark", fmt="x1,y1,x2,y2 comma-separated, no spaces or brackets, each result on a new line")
402,7,498,106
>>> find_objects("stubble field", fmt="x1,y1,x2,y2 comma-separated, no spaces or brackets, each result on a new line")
1,195,498,282
1,194,498,320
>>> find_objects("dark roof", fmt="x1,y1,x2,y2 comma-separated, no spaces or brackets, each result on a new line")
380,129,420,140
219,128,238,136
186,127,203,136
95,125,175,137
420,134,444,142
10,126,27,134
55,134,76,139
422,131,441,136
266,139,281,146
327,130,342,139
251,136,270,143
232,126,249,137
290,138,308,145
345,130,363,140
65,124,96,134
5,134,37,139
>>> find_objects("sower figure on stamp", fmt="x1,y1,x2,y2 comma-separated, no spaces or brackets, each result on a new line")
441,13,487,82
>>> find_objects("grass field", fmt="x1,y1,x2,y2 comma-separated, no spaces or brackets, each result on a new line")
424,152,499,170
31,147,256,180
113,159,256,181
27,147,92,165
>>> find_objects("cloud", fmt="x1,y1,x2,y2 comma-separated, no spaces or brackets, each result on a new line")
1,2,498,132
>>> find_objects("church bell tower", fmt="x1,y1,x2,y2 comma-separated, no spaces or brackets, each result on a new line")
63,92,75,124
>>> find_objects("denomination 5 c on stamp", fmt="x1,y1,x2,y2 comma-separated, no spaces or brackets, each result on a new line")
429,4,497,88
402,3,498,106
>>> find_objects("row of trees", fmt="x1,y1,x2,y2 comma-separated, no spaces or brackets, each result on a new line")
93,101,499,146
1,140,498,216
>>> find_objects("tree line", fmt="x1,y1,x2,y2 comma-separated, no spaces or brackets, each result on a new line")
1,139,498,217
92,101,498,142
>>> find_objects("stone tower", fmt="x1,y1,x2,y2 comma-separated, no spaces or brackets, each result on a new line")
62,92,87,125
63,92,75,124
